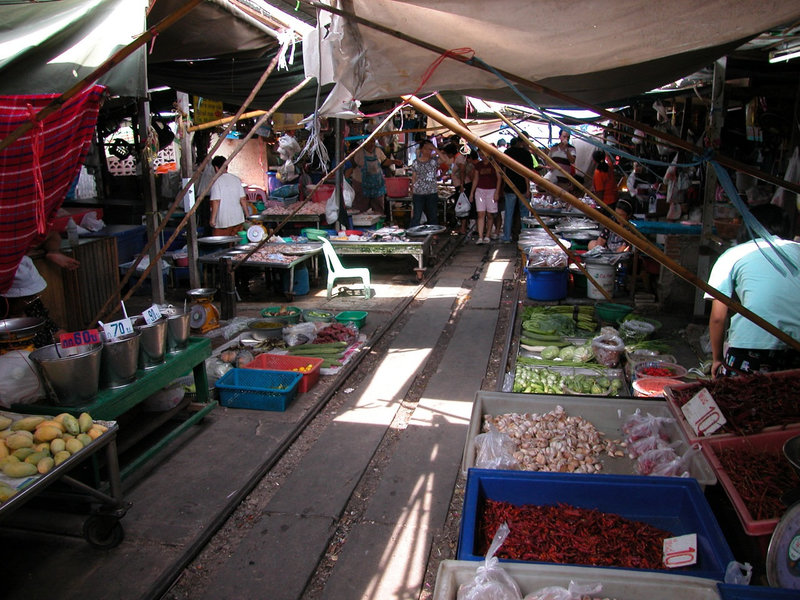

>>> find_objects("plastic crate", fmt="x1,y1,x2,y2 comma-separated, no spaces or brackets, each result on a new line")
717,583,800,599
462,392,716,488
335,310,367,329
243,354,323,394
215,368,302,411
665,369,800,443
458,469,734,581
433,560,722,600
699,429,800,537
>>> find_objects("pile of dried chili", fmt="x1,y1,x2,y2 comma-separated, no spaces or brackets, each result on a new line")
669,371,800,435
480,500,671,570
715,445,799,521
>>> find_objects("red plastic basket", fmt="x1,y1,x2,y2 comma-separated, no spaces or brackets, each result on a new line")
243,353,323,393
384,176,410,198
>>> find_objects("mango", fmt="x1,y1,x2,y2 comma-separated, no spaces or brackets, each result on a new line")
0,482,17,502
54,413,70,423
12,447,35,460
35,419,65,433
62,414,80,436
33,442,50,453
61,433,75,442
65,438,83,454
78,412,93,433
87,427,103,440
53,450,70,466
37,456,54,474
50,438,66,454
92,423,108,433
2,461,37,478
5,432,34,450
76,433,92,447
0,442,7,459
24,451,48,465
0,415,12,430
11,416,45,432
0,429,13,439
33,426,62,443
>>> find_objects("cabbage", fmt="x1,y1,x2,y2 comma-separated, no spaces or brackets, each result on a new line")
541,345,561,360
572,345,594,363
559,346,576,360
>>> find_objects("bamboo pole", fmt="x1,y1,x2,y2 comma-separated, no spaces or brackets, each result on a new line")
0,0,204,152
404,94,800,352
433,93,614,301
305,0,800,196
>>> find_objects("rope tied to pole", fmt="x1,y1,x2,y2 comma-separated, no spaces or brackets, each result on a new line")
25,104,47,235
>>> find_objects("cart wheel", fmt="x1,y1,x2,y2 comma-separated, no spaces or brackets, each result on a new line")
83,515,125,549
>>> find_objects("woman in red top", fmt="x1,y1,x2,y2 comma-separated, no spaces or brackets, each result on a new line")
469,151,503,244
591,150,618,207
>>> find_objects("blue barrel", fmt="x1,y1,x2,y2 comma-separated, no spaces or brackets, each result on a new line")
526,268,568,301
281,266,309,296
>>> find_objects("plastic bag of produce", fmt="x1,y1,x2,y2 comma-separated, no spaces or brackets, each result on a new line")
455,192,470,218
0,350,45,407
523,581,603,600
647,443,700,478
283,322,317,346
457,523,522,600
590,333,624,367
621,408,674,442
628,434,671,459
474,426,520,471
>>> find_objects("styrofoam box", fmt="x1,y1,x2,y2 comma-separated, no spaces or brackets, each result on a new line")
458,469,735,581
462,391,716,488
433,560,722,600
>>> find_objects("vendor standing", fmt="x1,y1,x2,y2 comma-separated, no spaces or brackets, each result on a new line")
409,139,441,227
209,155,248,236
706,205,800,377
347,138,401,215
1,230,80,347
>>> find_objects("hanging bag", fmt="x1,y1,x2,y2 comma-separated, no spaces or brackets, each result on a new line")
325,192,339,224
342,179,355,209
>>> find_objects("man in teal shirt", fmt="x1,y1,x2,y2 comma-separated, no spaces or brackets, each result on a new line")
706,205,800,377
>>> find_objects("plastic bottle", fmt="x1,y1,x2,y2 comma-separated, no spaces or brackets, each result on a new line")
66,218,79,247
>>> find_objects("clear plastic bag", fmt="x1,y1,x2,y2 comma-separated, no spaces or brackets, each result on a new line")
590,334,624,367
457,523,522,600
628,434,670,459
523,581,602,600
283,322,318,346
455,192,471,217
474,427,520,470
648,444,700,478
636,446,679,475
0,350,45,407
621,409,674,442
725,561,753,585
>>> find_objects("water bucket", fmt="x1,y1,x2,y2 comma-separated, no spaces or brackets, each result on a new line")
585,261,615,300
166,311,191,353
134,317,168,370
30,343,103,406
384,177,411,198
311,184,334,203
100,330,141,388
526,268,568,301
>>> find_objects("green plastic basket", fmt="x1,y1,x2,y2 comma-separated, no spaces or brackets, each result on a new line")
301,228,329,241
302,308,335,323
335,310,368,329
259,306,302,324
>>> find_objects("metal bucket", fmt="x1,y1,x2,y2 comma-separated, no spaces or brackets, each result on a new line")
166,311,191,353
30,343,103,406
133,316,167,369
100,330,141,388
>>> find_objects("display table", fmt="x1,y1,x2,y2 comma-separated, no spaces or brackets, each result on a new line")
260,212,323,231
331,235,434,278
14,337,215,481
199,243,322,299
0,419,127,548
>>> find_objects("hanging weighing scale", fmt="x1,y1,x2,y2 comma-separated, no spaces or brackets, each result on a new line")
187,288,220,333
0,317,44,353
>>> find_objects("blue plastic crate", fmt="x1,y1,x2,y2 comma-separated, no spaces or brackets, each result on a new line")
718,584,800,599
458,469,734,581
215,368,302,411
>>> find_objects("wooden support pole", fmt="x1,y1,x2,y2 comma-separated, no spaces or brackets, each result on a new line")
403,93,800,352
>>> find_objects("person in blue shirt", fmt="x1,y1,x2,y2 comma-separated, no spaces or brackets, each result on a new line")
706,204,800,377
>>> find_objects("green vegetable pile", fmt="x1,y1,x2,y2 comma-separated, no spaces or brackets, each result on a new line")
532,343,595,365
519,305,597,346
513,365,624,396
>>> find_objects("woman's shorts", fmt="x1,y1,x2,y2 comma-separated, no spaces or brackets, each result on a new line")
474,187,498,213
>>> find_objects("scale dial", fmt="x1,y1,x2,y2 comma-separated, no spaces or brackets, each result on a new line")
767,502,800,588
190,303,209,328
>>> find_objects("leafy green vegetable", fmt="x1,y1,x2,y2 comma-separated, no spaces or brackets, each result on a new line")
541,346,561,360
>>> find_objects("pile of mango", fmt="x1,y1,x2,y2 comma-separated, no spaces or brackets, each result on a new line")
0,412,106,502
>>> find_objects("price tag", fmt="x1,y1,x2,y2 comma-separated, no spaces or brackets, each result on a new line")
142,304,162,325
681,388,727,437
102,318,134,341
59,329,101,349
663,533,697,568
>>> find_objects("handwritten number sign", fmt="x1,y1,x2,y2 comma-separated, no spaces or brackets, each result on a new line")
663,533,697,568
59,329,101,349
681,388,727,437
142,304,162,325
102,318,134,341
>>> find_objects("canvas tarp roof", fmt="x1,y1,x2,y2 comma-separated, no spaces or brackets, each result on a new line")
307,0,800,111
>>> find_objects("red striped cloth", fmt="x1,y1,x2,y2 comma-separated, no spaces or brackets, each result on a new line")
0,85,105,295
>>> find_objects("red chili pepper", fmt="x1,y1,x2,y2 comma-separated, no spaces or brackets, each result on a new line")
640,366,673,377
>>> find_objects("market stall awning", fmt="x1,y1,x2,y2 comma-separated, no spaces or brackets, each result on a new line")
306,0,800,110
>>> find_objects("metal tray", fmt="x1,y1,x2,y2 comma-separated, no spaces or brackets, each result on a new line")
405,225,446,237
461,391,716,488
197,236,240,245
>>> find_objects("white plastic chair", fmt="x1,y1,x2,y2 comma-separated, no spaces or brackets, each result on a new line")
319,237,372,299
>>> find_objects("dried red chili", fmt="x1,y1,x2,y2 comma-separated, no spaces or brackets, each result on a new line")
669,371,800,436
639,366,674,377
479,500,671,570
715,445,799,521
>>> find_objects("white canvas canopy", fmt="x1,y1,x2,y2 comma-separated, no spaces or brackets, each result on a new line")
305,0,800,111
